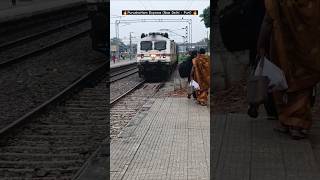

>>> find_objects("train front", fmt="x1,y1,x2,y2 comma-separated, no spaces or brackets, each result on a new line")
136,33,174,79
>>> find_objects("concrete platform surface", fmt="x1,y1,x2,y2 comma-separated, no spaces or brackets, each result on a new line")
212,113,320,180
111,97,210,180
0,0,85,23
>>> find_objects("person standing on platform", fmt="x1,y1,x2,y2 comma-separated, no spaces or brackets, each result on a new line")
247,0,278,120
186,50,198,99
112,54,116,64
258,0,320,139
191,48,210,106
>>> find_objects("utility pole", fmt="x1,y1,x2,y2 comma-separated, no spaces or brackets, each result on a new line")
129,32,133,61
115,20,120,61
185,26,188,51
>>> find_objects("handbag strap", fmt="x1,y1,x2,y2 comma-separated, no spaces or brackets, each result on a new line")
249,56,265,76
257,56,265,76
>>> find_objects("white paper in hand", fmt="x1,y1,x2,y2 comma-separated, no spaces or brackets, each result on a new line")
190,80,200,90
254,57,288,91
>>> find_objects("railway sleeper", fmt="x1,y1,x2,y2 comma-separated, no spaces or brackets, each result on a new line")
0,152,82,161
0,167,78,174
0,160,83,168
0,146,92,154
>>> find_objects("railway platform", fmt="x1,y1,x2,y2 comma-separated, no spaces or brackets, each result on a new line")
212,113,320,180
110,59,136,68
110,97,210,180
0,0,85,23
77,72,209,179
212,48,320,179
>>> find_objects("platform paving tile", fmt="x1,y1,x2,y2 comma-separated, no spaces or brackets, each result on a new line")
111,97,209,180
213,113,320,180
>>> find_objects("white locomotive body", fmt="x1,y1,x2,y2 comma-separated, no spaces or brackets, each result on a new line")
137,32,178,79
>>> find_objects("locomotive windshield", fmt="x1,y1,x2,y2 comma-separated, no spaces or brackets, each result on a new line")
154,41,166,51
140,41,152,51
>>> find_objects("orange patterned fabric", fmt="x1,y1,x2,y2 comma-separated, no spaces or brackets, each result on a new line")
264,0,320,129
265,0,320,92
273,89,313,129
192,54,210,105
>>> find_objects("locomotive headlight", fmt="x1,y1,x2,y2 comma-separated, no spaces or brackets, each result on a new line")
151,54,156,58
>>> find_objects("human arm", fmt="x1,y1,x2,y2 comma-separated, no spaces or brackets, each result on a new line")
257,13,273,57
190,66,194,81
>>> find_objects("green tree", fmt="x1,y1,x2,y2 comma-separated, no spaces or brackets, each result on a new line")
200,6,210,28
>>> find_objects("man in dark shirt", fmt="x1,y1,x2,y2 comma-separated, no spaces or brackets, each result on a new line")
186,50,198,98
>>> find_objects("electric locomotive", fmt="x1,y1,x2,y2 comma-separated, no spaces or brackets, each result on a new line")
137,32,178,80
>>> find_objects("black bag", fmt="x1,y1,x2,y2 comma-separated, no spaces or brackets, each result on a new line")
219,0,265,52
179,56,194,78
178,61,190,78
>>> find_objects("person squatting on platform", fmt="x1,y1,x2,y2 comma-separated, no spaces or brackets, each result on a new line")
190,48,210,106
258,0,320,140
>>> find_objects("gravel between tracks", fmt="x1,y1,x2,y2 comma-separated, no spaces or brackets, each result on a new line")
0,35,105,130
212,80,248,113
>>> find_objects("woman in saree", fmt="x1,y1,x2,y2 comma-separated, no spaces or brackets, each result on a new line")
258,0,320,139
190,48,210,106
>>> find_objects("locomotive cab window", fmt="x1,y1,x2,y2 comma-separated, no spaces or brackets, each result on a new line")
154,41,167,51
140,41,152,51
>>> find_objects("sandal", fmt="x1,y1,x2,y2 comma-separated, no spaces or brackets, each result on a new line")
267,116,278,120
273,124,289,134
289,128,306,140
300,129,309,136
247,105,258,118
199,102,207,106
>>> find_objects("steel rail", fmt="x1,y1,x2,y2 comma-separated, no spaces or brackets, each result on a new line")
0,29,90,69
0,17,89,51
0,61,107,138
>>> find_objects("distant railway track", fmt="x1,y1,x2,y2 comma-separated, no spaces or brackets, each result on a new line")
110,65,139,83
110,80,145,106
0,17,89,51
0,17,90,69
108,62,146,105
0,2,88,40
0,62,143,179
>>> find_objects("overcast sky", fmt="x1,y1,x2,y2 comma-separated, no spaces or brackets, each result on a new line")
110,0,210,44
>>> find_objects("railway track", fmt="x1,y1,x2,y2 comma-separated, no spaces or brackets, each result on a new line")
0,2,88,44
110,81,165,141
0,62,142,179
0,17,89,52
0,17,90,68
109,63,145,104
